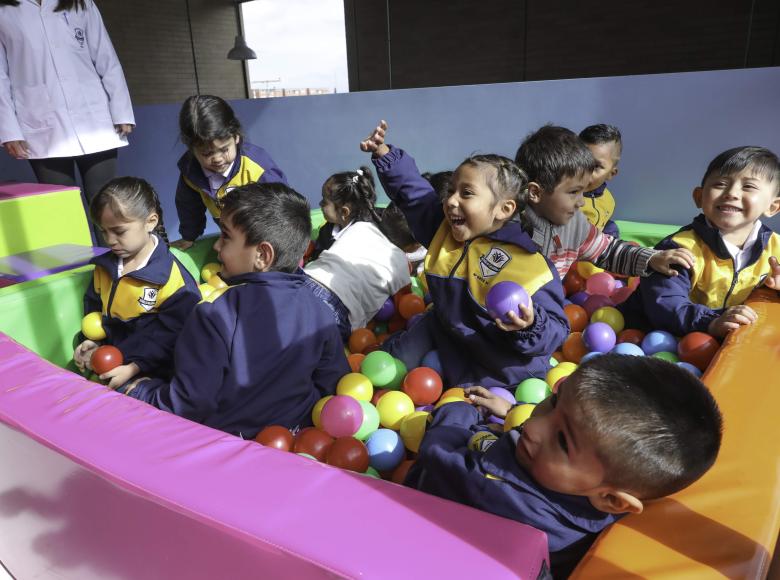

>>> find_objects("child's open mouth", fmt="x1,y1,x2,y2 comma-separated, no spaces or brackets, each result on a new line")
716,205,741,213
449,215,466,226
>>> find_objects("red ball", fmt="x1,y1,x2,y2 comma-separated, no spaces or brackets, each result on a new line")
387,313,407,333
255,425,294,451
617,328,645,346
325,437,369,472
371,388,390,406
91,345,123,375
402,367,443,405
563,269,586,296
678,331,721,372
293,427,334,461
398,294,426,320
391,459,416,484
564,304,588,333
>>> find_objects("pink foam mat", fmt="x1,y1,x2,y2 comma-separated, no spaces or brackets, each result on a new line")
0,333,548,579
0,182,78,199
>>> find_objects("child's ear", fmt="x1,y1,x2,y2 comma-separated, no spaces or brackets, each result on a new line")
527,182,543,204
692,187,703,209
235,134,241,146
763,195,780,218
610,166,619,179
146,212,159,233
254,241,275,272
589,489,643,515
340,205,352,223
497,198,517,221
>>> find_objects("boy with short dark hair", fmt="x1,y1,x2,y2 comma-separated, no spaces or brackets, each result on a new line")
406,354,723,578
623,146,780,337
516,125,693,279
123,183,350,438
579,124,622,237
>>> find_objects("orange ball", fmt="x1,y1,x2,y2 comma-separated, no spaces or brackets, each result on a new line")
91,345,124,376
564,304,588,333
326,437,370,472
371,388,390,406
255,425,294,451
552,351,565,363
439,387,467,402
348,328,377,354
562,332,588,363
398,294,426,320
617,328,645,346
678,331,721,372
563,269,586,296
391,459,416,484
347,353,366,373
293,427,334,461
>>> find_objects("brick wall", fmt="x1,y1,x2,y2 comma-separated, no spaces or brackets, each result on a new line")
97,0,246,105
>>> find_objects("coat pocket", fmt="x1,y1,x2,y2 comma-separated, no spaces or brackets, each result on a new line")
12,85,54,131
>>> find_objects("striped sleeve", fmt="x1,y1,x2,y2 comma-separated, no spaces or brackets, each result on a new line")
580,224,658,276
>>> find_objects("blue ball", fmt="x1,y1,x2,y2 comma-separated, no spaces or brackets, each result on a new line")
677,361,703,378
610,342,645,356
580,351,603,363
365,428,405,471
641,330,678,356
421,349,444,376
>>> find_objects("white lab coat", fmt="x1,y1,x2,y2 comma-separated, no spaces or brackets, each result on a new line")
0,0,134,159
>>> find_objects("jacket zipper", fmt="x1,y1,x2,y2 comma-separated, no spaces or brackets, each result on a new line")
449,240,471,278
722,258,739,309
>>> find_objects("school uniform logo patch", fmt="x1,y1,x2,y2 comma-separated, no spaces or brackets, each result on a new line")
138,287,159,311
479,247,511,278
74,28,85,48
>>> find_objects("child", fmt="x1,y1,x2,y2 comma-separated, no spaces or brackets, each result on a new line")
73,177,201,389
171,95,288,250
406,354,723,578
579,124,622,237
122,183,350,439
361,122,569,388
622,146,780,338
304,167,412,337
515,125,694,280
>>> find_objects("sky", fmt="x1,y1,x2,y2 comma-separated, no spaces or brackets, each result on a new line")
241,0,350,93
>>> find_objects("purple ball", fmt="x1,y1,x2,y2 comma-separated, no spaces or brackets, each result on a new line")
569,291,590,306
582,322,617,353
677,361,703,378
487,386,517,425
415,404,435,413
582,294,614,317
486,281,530,323
374,297,395,322
641,330,678,356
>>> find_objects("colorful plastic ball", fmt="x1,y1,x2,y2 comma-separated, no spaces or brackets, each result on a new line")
435,396,466,409
402,367,444,405
582,322,617,353
504,404,536,431
198,283,215,300
325,437,369,472
91,345,123,375
678,331,720,372
399,411,429,453
546,362,577,388
387,313,408,333
200,262,221,283
564,304,589,333
415,404,434,413
562,332,588,363
365,428,406,471
617,328,645,346
293,427,334,461
610,286,636,305
347,353,366,373
585,272,616,297
391,459,416,484
590,306,625,334
255,425,294,451
336,373,374,401
569,291,590,306
207,274,227,290
440,387,467,401
374,297,395,322
376,391,415,430
580,351,603,363
515,378,550,404
371,388,390,406
398,294,426,320
610,342,645,356
362,466,382,479
354,400,380,441
551,351,565,363
582,294,614,318
320,395,364,437
641,330,678,356
348,328,378,355
410,277,425,298
360,351,398,388
653,351,680,363
420,350,443,376
612,279,625,291
576,261,605,279
363,343,382,355
677,361,703,378
487,386,517,424
385,358,407,390
311,396,333,429
485,281,530,324
81,312,106,341
296,453,317,461
549,356,559,367
563,269,586,296
373,322,388,335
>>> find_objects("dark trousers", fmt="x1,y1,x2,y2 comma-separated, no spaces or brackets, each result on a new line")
29,148,118,246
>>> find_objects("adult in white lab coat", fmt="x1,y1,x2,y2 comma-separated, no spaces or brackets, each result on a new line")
0,0,135,244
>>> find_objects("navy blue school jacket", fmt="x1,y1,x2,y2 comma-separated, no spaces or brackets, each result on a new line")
405,402,620,578
126,270,350,438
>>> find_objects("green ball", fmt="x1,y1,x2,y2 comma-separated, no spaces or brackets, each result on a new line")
410,277,425,298
354,400,380,440
515,378,551,404
549,356,559,367
653,351,679,363
362,466,381,478
360,350,397,387
296,453,317,460
384,358,407,390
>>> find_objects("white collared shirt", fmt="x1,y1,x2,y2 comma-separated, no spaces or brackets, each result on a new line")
721,220,762,271
202,162,235,195
117,235,158,278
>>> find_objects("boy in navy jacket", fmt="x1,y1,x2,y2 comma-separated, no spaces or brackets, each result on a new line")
124,183,349,438
406,355,723,578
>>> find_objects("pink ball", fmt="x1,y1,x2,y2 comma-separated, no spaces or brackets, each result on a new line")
582,294,614,317
585,272,616,297
610,286,635,305
320,395,364,438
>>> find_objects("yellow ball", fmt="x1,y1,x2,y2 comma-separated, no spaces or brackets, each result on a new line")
504,404,536,431
201,262,222,283
336,373,374,401
81,312,106,341
376,390,415,430
576,261,604,279
546,361,578,389
399,411,429,452
311,395,333,429
208,274,227,290
198,283,215,300
440,387,467,401
434,396,466,409
590,306,625,334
